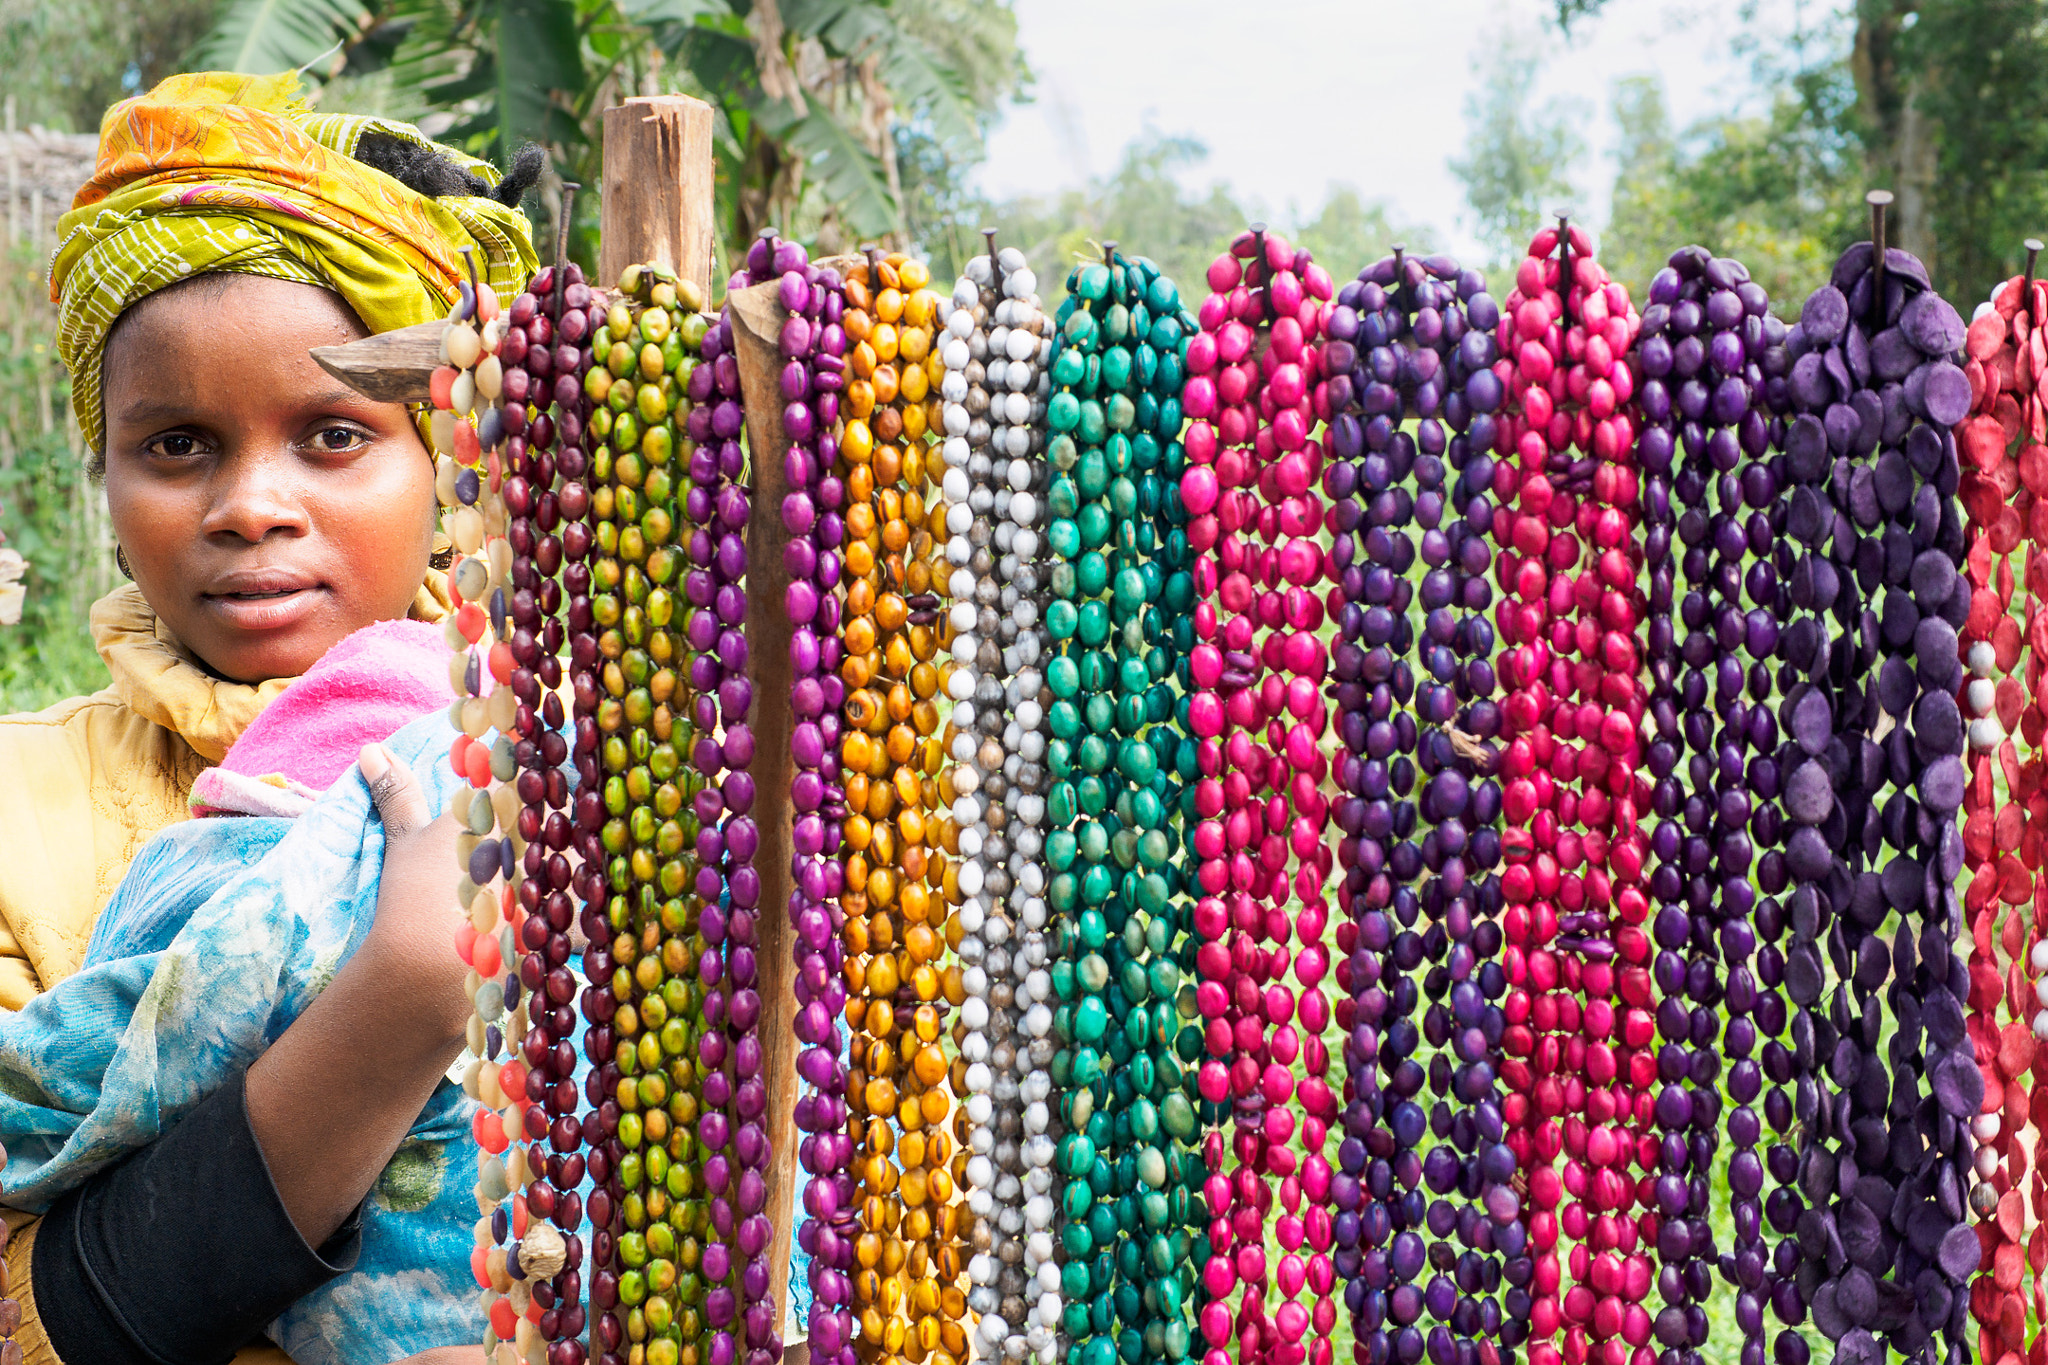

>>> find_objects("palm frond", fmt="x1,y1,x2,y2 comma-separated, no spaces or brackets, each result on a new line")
188,0,376,74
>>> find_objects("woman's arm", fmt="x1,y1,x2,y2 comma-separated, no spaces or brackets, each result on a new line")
35,743,478,1364
245,742,470,1246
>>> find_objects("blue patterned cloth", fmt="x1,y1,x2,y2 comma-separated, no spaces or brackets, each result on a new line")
0,712,483,1364
0,705,822,1363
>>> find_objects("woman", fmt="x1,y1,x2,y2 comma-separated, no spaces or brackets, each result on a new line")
0,70,544,1364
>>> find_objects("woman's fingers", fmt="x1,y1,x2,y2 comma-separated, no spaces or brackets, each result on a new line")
359,742,433,838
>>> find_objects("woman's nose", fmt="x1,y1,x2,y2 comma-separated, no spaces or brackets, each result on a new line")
199,450,313,543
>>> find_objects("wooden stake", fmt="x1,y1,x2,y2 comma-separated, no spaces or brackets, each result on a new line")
598,97,716,293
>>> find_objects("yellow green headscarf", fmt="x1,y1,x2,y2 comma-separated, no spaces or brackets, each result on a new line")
51,71,539,454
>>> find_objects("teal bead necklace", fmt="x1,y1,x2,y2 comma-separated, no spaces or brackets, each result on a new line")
1042,243,1207,1365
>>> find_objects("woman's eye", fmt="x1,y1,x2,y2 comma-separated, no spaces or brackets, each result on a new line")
145,432,201,459
314,426,367,453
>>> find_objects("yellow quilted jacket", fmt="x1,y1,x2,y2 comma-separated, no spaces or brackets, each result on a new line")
0,580,446,1365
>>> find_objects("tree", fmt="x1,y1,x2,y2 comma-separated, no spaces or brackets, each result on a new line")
1554,0,2048,306
1603,69,1862,310
1448,30,1587,271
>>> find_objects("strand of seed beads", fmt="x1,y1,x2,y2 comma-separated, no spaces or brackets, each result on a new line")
578,264,708,1365
1953,256,2047,1359
738,227,859,1365
835,247,962,1365
1633,246,1781,1365
1327,247,1522,1365
1041,242,1205,1365
1645,248,1793,1365
502,254,589,1365
1180,222,1336,1365
1775,230,1977,1361
1489,219,1651,1365
430,252,575,1365
681,293,778,1365
1321,247,1430,1365
940,235,1057,1365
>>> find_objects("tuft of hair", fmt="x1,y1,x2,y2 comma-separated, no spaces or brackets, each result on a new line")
496,144,546,209
354,132,546,208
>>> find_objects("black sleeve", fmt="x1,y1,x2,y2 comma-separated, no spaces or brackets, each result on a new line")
34,1069,364,1365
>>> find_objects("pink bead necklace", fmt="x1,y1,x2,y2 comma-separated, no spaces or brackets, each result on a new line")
1180,222,1338,1365
1491,221,1654,1365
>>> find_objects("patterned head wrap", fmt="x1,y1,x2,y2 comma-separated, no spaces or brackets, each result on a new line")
50,71,538,454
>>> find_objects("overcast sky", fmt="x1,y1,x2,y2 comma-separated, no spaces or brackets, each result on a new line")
974,0,1813,263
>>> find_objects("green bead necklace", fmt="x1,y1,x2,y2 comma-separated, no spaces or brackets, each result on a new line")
1043,244,1207,1365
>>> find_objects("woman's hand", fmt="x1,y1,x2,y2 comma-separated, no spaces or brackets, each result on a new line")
356,742,471,1044
390,1349,487,1365
245,743,474,1248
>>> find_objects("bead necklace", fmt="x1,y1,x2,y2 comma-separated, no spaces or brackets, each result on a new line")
1489,220,1651,1365
1953,260,2048,1357
1775,236,1976,1361
1041,242,1204,1365
737,229,857,1365
432,250,587,1365
1180,222,1335,1365
940,237,1062,1365
688,293,776,1365
1634,246,1785,1365
577,263,711,1365
1325,247,1523,1365
835,248,966,1365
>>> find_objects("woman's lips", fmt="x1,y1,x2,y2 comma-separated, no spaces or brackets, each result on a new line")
200,576,326,631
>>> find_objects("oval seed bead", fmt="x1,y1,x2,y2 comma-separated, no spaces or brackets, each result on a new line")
738,228,857,1365
1042,243,1203,1365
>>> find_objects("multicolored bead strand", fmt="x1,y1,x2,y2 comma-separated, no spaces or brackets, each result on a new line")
737,228,857,1365
579,263,709,1365
1326,246,1522,1365
1489,220,1652,1365
436,249,584,1365
941,237,1060,1365
836,248,966,1365
1954,259,2048,1358
1775,233,1977,1359
1041,242,1204,1365
1180,222,1336,1365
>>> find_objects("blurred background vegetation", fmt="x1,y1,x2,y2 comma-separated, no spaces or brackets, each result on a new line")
3,0,2048,714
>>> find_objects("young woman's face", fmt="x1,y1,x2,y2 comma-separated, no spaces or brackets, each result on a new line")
100,275,437,684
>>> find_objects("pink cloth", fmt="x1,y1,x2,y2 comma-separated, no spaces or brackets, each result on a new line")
189,619,453,816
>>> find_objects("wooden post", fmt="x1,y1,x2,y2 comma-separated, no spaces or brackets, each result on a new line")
599,98,717,292
725,278,801,1351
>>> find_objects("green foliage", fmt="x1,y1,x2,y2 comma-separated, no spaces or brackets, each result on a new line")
0,0,219,132
0,242,112,717
1448,30,1587,272
187,0,373,74
1897,0,2048,304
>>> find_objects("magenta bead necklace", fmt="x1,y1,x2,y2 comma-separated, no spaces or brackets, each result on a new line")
739,228,859,1364
684,299,776,1365
1181,222,1336,1365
